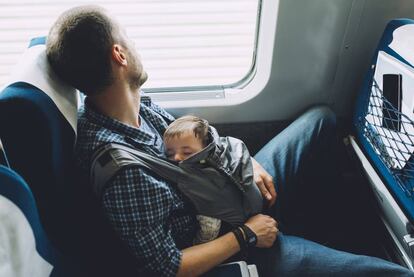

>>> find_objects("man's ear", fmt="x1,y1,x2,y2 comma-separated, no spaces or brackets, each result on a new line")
112,44,128,66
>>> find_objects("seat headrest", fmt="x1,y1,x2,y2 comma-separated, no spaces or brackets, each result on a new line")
1,37,80,133
388,21,414,67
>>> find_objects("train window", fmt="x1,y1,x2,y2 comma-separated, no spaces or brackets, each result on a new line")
0,0,279,106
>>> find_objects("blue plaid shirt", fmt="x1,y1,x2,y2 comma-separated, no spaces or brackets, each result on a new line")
75,95,197,276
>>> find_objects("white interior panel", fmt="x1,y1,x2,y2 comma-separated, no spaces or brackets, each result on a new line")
165,0,414,123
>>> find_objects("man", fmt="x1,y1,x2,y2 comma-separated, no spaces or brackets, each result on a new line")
46,5,413,277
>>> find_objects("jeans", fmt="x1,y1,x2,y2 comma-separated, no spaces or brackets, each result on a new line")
250,105,413,277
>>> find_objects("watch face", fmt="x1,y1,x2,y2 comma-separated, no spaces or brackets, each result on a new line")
248,237,256,244
242,225,257,247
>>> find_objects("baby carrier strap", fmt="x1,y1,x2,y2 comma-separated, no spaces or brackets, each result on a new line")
90,143,185,199
90,143,263,225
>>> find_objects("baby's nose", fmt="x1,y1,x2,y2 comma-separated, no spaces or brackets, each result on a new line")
174,153,184,161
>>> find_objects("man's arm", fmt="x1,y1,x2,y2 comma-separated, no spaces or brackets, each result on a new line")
103,166,278,276
103,165,238,277
178,214,278,277
177,232,240,277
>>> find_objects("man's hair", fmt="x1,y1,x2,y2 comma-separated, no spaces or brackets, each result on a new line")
164,115,210,146
46,6,117,95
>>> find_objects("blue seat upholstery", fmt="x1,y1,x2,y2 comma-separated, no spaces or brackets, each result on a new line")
0,85,139,275
0,37,78,245
0,165,75,276
0,82,76,242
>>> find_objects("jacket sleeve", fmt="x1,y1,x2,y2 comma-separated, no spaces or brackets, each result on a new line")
221,136,255,188
221,137,263,216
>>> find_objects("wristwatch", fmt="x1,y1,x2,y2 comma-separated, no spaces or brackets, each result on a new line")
241,225,257,247
232,224,258,259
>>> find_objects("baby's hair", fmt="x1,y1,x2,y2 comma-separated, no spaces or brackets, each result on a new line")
164,115,210,146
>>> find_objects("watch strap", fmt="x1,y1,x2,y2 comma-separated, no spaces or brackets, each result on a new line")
232,227,246,251
241,225,257,247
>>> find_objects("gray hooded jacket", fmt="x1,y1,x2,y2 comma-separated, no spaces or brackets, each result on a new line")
90,127,263,226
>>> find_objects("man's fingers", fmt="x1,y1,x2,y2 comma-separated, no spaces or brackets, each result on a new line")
255,177,270,199
252,157,277,204
264,176,277,207
265,176,276,196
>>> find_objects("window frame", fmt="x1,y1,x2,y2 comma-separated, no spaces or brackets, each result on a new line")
147,0,279,108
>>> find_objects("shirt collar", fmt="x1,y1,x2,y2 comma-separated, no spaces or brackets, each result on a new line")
83,97,156,146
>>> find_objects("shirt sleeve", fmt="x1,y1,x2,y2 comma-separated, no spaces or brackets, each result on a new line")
102,166,182,276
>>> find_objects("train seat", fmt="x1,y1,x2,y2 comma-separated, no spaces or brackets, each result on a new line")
349,18,414,270
0,37,79,244
0,141,76,276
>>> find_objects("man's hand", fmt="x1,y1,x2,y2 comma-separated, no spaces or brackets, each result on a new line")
251,158,277,207
245,214,278,248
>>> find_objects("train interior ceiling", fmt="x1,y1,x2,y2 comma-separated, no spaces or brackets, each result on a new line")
0,0,414,275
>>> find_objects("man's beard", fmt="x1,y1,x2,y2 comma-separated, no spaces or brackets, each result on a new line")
126,49,147,90
138,70,148,86
128,68,147,90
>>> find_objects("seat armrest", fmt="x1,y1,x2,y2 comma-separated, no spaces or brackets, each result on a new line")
346,135,414,270
0,139,9,168
203,261,258,277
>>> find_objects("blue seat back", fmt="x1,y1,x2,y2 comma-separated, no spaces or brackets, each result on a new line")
354,19,414,222
0,37,78,243
0,82,76,239
0,165,77,276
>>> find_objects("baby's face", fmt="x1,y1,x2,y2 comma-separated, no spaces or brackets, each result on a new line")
164,131,204,161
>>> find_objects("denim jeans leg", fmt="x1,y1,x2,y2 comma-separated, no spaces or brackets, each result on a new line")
251,106,413,276
254,105,337,235
248,233,413,277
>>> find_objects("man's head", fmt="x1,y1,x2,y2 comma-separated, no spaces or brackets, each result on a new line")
164,115,210,161
46,5,147,96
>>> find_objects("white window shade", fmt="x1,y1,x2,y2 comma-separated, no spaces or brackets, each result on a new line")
0,0,260,90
